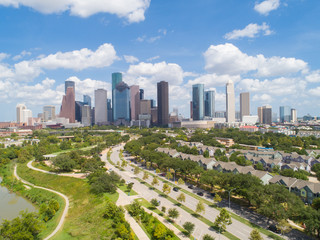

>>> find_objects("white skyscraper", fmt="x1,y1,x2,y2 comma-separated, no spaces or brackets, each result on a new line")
16,104,26,123
226,80,235,123
94,89,108,125
22,109,32,124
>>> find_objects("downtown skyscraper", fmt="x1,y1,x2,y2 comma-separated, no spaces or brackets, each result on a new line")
192,84,204,120
240,92,250,122
94,89,108,125
157,81,169,126
204,90,215,118
226,80,235,123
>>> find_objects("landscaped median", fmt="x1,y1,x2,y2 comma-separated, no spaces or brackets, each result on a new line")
135,177,240,240
133,164,284,240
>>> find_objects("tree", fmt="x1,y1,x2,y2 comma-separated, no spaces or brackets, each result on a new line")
183,222,195,236
151,198,160,208
127,201,142,217
312,197,320,210
255,162,264,171
196,200,205,215
153,224,167,240
249,229,263,240
146,162,151,169
203,234,215,240
213,194,222,205
142,171,149,180
276,219,291,235
177,193,186,203
214,208,232,232
168,208,179,222
127,182,134,192
134,166,140,175
151,177,159,187
121,160,127,168
162,183,171,195
178,178,184,185
156,168,161,174
52,154,76,172
166,171,173,180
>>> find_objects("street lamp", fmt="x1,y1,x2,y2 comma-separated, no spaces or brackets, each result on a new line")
228,188,236,209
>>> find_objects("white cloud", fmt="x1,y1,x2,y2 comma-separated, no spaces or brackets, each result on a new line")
124,55,139,63
204,43,308,77
309,87,320,97
13,50,32,61
147,56,160,62
306,71,320,83
0,53,10,61
186,73,241,88
0,0,151,23
224,22,273,40
252,93,272,103
254,0,280,15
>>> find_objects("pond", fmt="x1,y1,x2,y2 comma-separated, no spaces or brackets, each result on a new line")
0,183,36,223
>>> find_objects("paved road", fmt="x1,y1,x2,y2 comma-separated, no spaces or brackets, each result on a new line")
14,164,69,240
105,146,228,240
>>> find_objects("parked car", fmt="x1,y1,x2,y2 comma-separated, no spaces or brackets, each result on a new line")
197,192,204,196
173,187,179,192
159,173,166,177
188,185,194,189
268,224,280,234
209,192,216,197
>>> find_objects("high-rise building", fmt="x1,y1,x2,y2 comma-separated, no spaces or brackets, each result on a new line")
65,80,75,94
291,109,297,122
140,100,151,115
94,89,108,125
16,104,26,123
83,95,91,107
130,85,140,120
114,82,130,122
112,72,123,121
150,99,156,108
257,107,263,123
139,89,144,100
262,105,272,125
192,84,204,120
226,80,235,123
157,81,169,126
81,105,91,126
280,106,291,123
151,107,158,125
43,105,56,121
204,90,215,118
215,111,226,118
22,109,32,124
107,99,112,123
75,101,85,122
60,86,75,123
240,92,250,122
190,101,193,119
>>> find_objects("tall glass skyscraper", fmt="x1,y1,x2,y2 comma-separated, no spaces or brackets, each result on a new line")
112,72,123,121
157,81,169,126
279,106,291,122
83,95,91,107
114,81,130,121
192,84,204,120
65,80,75,94
226,80,235,123
204,90,215,118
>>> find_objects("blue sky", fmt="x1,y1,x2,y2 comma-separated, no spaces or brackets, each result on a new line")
0,0,320,121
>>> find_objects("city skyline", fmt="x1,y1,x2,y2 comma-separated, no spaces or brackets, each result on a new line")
1,1,320,121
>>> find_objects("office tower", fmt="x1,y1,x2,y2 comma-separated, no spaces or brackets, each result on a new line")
215,111,226,118
81,105,91,126
192,84,204,120
262,105,272,124
130,85,140,120
114,82,130,122
83,95,91,107
65,80,75,94
173,108,178,115
60,86,75,123
240,92,250,121
226,80,235,123
272,112,278,123
75,101,85,122
190,101,193,119
204,90,215,118
291,109,297,122
107,99,112,123
43,105,56,121
140,89,144,100
279,106,291,123
151,107,158,125
235,111,241,121
140,100,151,115
22,109,32,124
151,99,156,108
94,89,108,125
157,81,169,126
16,104,26,123
112,72,123,121
257,107,263,123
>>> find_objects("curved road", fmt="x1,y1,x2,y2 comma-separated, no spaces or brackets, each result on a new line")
14,164,69,240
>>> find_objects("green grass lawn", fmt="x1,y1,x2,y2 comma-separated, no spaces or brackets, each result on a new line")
118,184,138,196
17,162,120,240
